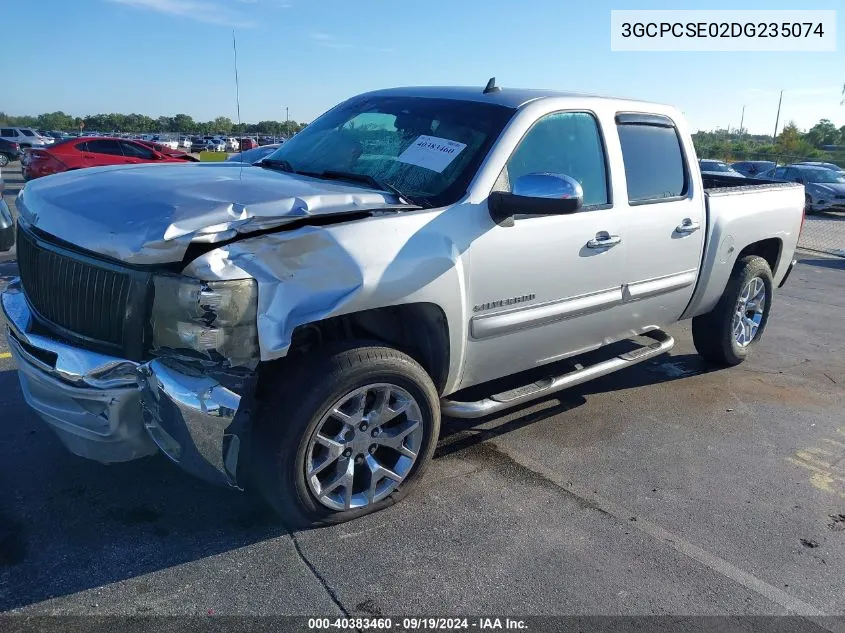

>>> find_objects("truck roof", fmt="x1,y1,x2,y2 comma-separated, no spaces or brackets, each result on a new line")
360,85,660,110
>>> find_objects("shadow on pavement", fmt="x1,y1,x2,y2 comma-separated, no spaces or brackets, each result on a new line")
437,352,717,458
0,370,284,612
799,257,845,271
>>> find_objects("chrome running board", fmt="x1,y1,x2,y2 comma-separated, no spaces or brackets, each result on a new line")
440,330,674,419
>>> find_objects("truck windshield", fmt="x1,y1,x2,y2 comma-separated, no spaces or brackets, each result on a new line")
262,95,515,207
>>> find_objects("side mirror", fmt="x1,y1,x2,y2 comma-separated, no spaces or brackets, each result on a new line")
488,173,583,225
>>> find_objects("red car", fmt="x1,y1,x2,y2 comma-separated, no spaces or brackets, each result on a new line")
134,140,199,162
238,137,258,150
22,136,193,180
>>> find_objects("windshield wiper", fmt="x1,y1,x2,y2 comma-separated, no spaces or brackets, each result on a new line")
258,158,294,172
316,170,429,208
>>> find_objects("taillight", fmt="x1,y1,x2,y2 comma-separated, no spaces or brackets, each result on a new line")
29,150,66,173
29,149,51,162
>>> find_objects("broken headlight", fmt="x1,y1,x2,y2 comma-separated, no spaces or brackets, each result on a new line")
151,275,259,368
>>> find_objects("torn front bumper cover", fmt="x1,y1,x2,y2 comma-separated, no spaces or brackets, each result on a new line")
1,280,253,488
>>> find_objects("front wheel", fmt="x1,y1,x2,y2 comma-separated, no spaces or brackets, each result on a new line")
692,255,773,366
0,153,9,167
252,343,440,528
805,193,815,214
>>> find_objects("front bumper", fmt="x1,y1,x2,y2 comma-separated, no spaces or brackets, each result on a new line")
0,198,14,252
1,281,252,488
812,198,845,213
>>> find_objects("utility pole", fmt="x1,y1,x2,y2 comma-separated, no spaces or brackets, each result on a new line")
285,106,290,138
772,90,783,141
739,105,745,138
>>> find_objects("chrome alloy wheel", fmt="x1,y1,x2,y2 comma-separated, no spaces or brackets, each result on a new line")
305,383,424,511
733,276,766,347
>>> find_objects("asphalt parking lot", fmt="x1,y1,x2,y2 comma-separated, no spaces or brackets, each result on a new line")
1,163,844,625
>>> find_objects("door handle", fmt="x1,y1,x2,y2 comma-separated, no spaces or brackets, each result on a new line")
675,219,701,234
586,231,622,249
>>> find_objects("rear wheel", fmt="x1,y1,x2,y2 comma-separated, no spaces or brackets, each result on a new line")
252,343,440,528
0,153,9,167
692,255,773,366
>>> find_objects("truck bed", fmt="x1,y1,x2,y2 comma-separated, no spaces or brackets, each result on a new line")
680,175,805,322
701,174,796,192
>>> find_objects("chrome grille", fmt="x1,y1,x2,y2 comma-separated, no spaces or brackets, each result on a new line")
16,226,133,347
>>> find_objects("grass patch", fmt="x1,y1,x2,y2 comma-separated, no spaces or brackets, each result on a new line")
198,151,228,162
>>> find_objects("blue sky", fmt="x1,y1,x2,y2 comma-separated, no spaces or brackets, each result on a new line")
6,0,844,133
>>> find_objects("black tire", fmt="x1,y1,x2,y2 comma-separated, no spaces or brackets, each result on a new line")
0,153,9,167
692,255,773,366
252,343,440,528
805,193,815,214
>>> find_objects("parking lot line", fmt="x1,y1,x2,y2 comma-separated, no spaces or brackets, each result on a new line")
0,352,10,359
490,440,845,631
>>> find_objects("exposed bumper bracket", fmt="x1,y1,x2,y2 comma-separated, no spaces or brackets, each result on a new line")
2,280,250,487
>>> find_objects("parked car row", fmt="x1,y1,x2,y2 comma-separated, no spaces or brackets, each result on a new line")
756,164,845,214
224,143,281,164
0,138,24,166
0,127,55,149
698,158,844,213
22,136,196,180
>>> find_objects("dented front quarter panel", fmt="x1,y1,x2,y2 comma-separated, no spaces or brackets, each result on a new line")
182,206,474,394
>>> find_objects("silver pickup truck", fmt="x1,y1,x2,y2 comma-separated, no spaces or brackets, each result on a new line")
2,84,804,527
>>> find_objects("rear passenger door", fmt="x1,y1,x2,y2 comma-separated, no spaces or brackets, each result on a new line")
613,113,705,329
82,139,124,166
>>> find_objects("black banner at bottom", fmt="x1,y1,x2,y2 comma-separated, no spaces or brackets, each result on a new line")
0,616,844,633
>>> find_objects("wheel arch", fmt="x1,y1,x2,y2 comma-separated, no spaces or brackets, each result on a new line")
736,237,782,277
258,302,452,396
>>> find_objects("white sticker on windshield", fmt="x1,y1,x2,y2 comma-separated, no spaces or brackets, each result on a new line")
396,135,467,173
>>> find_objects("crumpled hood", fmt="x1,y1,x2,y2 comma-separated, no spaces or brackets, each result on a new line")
17,162,402,264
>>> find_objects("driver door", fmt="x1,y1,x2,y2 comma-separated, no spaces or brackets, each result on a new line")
462,111,633,388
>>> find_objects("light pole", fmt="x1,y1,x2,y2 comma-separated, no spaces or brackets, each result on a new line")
772,90,784,141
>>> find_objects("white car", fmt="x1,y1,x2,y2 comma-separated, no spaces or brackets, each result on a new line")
0,127,53,149
226,137,240,152
147,136,179,151
179,136,193,150
209,138,227,152
159,139,180,151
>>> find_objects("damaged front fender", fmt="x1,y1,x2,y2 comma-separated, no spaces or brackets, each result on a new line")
182,206,474,394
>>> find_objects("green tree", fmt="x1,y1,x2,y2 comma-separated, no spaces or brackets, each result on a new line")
804,119,841,147
172,114,195,134
36,111,74,131
212,116,233,134
156,116,174,132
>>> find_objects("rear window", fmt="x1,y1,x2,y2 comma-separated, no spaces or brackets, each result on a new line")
20,129,36,137
617,119,687,204
85,139,122,155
